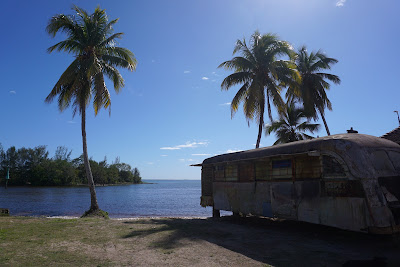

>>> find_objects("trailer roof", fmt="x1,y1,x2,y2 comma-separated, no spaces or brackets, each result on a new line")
202,133,400,165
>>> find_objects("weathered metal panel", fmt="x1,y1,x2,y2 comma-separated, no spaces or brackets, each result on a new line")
360,179,395,228
213,182,271,215
322,180,364,197
297,200,320,224
201,166,213,197
318,197,370,232
271,182,297,220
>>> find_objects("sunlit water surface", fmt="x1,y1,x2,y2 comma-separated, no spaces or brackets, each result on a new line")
0,180,226,218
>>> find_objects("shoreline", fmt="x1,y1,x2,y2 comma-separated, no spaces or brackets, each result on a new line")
45,215,211,220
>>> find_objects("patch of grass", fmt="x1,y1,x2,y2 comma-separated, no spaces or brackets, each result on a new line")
81,209,109,219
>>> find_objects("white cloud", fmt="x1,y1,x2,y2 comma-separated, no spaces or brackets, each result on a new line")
9,90,16,94
179,158,195,162
220,102,231,106
160,141,208,150
184,70,190,74
191,153,211,156
67,120,76,124
147,162,154,165
202,77,209,80
336,0,346,7
160,147,180,150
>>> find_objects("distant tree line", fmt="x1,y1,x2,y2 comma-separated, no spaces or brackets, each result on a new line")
0,144,142,186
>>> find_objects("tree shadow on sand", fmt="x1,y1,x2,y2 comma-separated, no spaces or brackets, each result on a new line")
121,216,399,266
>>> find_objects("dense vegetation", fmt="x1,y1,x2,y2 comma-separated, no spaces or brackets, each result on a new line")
0,144,141,186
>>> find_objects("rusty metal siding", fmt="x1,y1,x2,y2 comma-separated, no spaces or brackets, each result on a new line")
201,166,213,197
239,162,254,182
322,180,365,197
296,156,321,179
255,160,270,181
213,182,271,215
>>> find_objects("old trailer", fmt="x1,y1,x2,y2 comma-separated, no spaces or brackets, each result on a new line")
199,133,400,234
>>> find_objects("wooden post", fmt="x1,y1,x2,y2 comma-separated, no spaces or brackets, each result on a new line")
212,206,220,218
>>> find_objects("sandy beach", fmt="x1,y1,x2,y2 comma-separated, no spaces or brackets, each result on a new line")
1,215,399,266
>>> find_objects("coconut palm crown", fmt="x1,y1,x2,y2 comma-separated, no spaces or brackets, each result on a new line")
45,5,137,214
265,101,320,145
219,31,297,148
289,46,340,136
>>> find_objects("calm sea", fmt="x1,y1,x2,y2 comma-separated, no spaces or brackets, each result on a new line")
0,180,222,218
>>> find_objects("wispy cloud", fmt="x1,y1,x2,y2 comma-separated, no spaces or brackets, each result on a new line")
184,70,190,74
9,90,16,94
202,77,209,80
67,120,76,124
160,141,208,150
336,0,346,7
219,102,231,106
179,158,195,162
191,153,211,156
161,155,168,157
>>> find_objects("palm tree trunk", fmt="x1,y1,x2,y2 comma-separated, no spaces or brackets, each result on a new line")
266,95,273,122
319,110,331,136
81,107,99,211
256,103,265,149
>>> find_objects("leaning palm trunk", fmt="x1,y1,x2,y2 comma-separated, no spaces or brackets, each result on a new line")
319,110,331,136
81,107,99,211
256,105,265,149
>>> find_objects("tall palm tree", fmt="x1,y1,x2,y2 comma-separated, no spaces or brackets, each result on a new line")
289,46,340,136
219,31,296,148
265,101,320,145
45,6,137,215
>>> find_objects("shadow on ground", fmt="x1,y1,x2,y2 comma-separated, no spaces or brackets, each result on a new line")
121,216,399,266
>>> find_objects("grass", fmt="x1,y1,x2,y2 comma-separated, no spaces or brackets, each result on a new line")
0,217,113,266
0,216,398,266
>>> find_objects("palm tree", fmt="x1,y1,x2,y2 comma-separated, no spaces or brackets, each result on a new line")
45,6,137,215
265,101,320,145
219,31,296,148
289,46,340,136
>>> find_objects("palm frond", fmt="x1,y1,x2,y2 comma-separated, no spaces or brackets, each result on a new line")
220,72,252,90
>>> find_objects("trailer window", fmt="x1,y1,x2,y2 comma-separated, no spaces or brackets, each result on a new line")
387,151,400,172
322,155,346,178
239,162,255,182
214,165,225,181
255,160,270,180
370,150,396,175
225,164,238,181
296,156,321,179
271,159,292,179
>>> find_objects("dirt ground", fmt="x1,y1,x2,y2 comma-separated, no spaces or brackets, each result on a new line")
1,215,400,266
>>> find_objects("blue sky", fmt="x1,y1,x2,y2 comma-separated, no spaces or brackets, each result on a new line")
1,0,400,179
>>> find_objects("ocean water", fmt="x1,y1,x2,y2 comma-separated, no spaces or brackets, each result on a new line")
0,180,222,218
